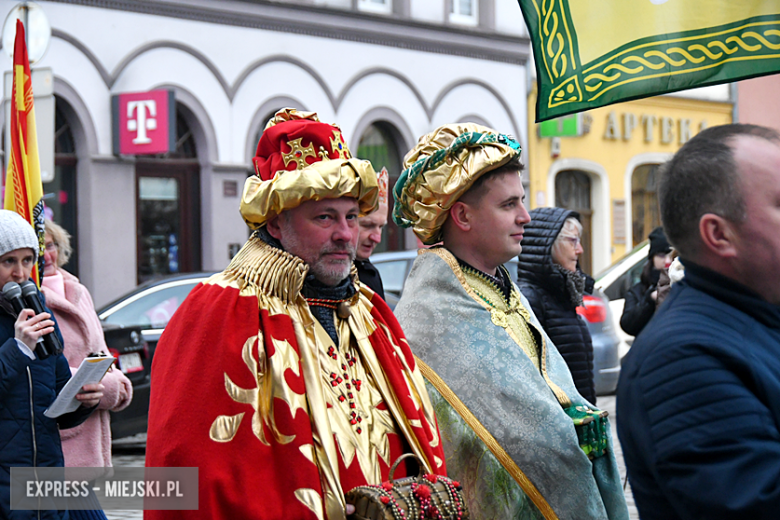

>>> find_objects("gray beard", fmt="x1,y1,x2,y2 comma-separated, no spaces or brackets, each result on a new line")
278,221,355,287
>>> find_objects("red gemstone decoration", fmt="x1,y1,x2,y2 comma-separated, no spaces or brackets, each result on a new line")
382,482,393,491
350,419,357,425
338,395,346,402
453,481,461,488
356,427,362,434
337,377,343,383
380,496,390,504
350,403,356,409
357,417,362,422
341,364,346,370
346,383,351,389
424,474,438,483
330,381,338,387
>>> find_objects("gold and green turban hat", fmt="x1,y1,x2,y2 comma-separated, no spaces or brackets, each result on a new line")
392,123,522,244
240,108,379,229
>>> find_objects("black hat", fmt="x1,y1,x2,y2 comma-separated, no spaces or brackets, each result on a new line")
648,227,671,258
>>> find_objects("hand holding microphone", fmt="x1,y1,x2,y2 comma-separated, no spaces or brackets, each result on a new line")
3,281,62,358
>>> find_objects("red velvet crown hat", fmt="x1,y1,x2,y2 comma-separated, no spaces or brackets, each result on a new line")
252,110,352,181
240,109,378,229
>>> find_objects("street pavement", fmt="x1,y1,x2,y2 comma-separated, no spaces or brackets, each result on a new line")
106,395,639,520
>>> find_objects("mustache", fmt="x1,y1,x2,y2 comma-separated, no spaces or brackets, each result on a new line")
321,243,356,258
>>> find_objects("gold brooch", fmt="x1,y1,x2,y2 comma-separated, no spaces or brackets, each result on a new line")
330,130,351,159
282,138,316,169
491,309,509,328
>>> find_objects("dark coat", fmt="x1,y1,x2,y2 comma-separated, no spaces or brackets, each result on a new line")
355,259,385,300
618,261,780,520
0,295,94,520
619,261,661,336
619,281,656,336
517,207,596,404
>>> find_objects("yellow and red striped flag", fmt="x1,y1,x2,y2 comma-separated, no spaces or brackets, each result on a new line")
3,19,45,286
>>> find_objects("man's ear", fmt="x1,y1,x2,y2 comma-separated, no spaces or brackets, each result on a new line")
266,215,283,240
699,213,738,259
448,201,472,232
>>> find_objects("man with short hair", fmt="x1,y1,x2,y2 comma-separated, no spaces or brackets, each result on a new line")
617,124,780,520
393,124,628,520
145,109,445,520
353,167,388,299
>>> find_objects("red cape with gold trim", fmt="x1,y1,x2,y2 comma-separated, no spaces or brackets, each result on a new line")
144,238,445,520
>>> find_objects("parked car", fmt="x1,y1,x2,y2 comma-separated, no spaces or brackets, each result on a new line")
98,272,211,438
593,241,650,359
101,323,150,439
371,250,621,395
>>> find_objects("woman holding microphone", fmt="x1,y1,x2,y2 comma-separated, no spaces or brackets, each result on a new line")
0,209,102,520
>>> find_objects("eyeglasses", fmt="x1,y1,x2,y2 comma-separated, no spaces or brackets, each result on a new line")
560,235,581,247
44,242,58,252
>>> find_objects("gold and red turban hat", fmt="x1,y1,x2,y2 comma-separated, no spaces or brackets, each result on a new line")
240,108,378,229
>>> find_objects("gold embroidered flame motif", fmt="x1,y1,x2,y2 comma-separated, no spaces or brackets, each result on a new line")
209,333,308,445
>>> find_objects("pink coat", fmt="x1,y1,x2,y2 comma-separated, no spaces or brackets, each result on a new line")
42,269,133,469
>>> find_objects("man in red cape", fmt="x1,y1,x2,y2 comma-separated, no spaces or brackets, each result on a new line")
144,109,446,520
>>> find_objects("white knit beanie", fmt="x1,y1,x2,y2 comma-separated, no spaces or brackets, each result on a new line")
0,209,39,261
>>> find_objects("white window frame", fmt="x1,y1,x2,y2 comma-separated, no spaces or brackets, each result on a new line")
449,0,478,26
358,0,393,15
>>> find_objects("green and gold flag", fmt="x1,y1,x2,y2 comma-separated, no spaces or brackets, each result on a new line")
519,0,780,121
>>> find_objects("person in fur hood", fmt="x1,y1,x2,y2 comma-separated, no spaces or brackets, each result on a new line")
517,207,597,404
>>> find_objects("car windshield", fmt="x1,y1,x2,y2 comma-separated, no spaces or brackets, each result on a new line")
102,282,199,329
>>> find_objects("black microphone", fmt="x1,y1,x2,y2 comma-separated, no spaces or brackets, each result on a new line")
2,282,26,314
19,280,63,358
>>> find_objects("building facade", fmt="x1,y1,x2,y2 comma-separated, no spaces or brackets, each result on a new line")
526,85,733,275
0,0,530,305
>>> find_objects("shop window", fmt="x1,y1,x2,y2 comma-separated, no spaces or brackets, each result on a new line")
450,0,478,25
136,107,201,284
555,170,593,275
356,122,403,253
358,0,392,14
631,164,661,247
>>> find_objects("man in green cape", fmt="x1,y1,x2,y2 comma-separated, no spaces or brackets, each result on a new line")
392,123,629,520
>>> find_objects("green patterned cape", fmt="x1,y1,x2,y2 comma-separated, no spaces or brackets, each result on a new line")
395,249,628,520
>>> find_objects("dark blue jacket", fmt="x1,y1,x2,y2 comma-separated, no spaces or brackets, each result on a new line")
0,295,94,520
617,261,780,520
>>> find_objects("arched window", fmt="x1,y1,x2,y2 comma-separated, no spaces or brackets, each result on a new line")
46,97,79,275
136,106,201,284
555,170,593,275
356,122,403,253
631,164,661,247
